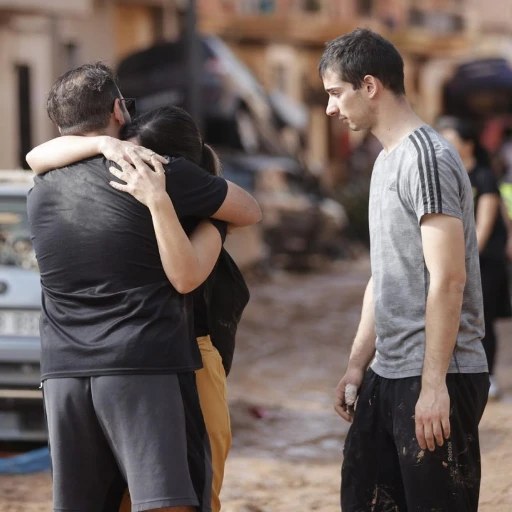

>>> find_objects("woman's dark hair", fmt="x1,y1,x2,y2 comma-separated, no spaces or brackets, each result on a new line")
436,116,490,167
318,28,405,96
121,106,221,176
47,62,121,135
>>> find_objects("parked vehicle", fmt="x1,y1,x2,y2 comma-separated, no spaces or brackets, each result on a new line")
117,34,306,155
0,173,44,442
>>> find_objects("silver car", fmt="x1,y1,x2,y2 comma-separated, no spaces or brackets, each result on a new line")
0,173,45,442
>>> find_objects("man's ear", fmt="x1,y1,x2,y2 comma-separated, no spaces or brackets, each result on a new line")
112,98,128,126
362,75,380,99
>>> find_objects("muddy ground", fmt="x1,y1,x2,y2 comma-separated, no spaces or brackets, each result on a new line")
1,258,512,511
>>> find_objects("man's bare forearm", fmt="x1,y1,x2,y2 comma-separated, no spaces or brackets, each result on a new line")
422,280,465,386
348,277,376,370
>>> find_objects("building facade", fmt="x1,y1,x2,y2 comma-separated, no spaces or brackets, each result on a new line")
1,0,511,176
197,0,487,184
0,0,182,169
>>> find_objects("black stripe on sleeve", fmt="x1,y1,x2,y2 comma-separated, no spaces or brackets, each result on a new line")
415,131,436,212
420,127,443,213
409,134,429,214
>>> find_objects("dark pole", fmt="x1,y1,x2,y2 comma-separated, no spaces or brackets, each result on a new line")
183,0,203,133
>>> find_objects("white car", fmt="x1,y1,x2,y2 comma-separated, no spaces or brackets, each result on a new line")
0,172,45,442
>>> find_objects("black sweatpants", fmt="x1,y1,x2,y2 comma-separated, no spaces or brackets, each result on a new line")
341,369,489,512
480,257,511,375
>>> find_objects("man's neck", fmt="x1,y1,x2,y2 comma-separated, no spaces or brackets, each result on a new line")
80,127,118,138
79,131,105,137
371,95,424,155
76,120,119,139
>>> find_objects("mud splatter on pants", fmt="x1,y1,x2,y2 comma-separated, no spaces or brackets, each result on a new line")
341,369,489,511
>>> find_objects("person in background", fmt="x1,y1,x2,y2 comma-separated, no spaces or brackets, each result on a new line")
438,117,511,399
27,105,249,512
495,127,512,265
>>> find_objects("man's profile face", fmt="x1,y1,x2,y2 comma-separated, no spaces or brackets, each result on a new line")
322,68,374,132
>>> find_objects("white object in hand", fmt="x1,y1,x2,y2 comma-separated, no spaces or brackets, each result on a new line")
345,384,358,406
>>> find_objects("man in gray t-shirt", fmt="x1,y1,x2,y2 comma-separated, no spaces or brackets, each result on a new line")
320,29,489,511
369,124,487,379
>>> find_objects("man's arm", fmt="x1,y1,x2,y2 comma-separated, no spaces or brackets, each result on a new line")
334,277,376,422
211,181,262,228
415,213,466,451
475,193,500,253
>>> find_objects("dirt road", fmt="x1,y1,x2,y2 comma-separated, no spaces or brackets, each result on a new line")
1,259,512,511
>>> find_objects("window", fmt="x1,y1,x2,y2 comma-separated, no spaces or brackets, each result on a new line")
259,0,276,13
150,6,165,42
64,42,79,71
238,0,276,14
273,63,287,93
357,0,374,16
16,65,31,170
302,0,322,13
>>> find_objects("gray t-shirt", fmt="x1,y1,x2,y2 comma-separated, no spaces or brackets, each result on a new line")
369,125,488,379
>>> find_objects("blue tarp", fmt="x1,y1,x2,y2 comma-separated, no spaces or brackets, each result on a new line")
0,447,50,474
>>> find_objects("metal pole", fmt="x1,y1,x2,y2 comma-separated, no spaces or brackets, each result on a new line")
183,0,203,133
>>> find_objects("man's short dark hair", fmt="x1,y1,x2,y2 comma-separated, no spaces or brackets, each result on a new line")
46,62,121,135
319,28,406,96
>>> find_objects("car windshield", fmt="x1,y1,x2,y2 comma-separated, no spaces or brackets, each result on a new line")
0,195,36,270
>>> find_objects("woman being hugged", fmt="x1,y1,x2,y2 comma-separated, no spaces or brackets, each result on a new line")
438,117,512,400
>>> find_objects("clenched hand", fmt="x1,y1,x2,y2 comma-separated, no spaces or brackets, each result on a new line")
334,366,364,422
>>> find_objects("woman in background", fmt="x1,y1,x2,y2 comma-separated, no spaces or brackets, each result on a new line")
438,117,511,400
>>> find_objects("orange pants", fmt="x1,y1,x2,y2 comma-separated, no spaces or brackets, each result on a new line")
119,335,231,512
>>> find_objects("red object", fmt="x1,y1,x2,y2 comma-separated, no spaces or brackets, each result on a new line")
248,406,269,419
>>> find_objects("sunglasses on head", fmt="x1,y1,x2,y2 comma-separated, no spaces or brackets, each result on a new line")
112,97,137,118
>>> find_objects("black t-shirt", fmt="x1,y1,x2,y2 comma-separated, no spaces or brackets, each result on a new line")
27,156,228,379
469,165,508,260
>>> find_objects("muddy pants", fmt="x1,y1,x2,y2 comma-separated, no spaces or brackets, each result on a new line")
341,369,489,512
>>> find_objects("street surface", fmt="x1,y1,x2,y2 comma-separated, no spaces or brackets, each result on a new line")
1,259,512,511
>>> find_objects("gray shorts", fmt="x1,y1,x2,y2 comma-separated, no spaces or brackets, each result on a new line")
43,373,212,512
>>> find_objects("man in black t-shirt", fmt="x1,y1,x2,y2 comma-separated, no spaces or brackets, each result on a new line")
27,63,261,512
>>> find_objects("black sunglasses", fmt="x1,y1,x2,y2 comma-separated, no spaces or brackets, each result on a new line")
112,97,137,118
